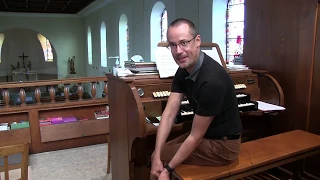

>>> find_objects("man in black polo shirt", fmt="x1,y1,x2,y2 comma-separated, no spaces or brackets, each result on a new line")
150,18,242,180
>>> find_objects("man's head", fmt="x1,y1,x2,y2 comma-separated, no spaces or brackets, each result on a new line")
167,18,201,73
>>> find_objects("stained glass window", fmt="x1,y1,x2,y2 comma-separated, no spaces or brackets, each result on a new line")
126,23,129,59
161,9,168,42
226,0,245,64
37,34,53,62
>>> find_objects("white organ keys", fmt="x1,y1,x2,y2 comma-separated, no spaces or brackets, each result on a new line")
153,91,170,98
181,110,194,116
238,102,255,108
234,84,247,90
181,100,189,105
236,93,247,98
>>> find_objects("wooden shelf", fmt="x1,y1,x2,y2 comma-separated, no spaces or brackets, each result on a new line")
141,97,168,103
0,128,31,146
40,118,109,143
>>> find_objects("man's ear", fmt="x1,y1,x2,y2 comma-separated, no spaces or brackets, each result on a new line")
196,35,201,47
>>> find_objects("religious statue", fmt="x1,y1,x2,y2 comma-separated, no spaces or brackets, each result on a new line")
28,61,32,71
68,56,76,74
16,62,20,69
10,65,16,71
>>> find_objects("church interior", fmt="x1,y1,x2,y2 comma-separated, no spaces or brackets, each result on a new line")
1,0,320,179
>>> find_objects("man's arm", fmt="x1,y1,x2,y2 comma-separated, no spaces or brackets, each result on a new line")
166,114,214,169
153,92,184,159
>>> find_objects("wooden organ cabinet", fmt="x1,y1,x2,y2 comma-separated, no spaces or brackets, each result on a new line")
107,42,285,180
244,0,320,176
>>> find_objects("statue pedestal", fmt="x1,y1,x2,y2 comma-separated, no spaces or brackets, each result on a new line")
68,74,77,79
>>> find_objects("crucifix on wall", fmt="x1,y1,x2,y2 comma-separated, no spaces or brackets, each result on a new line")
18,53,28,69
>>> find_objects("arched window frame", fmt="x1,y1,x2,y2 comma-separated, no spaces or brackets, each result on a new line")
226,0,245,64
161,9,168,42
87,27,93,65
150,2,166,62
37,33,54,62
119,14,129,67
100,22,107,67
126,22,130,60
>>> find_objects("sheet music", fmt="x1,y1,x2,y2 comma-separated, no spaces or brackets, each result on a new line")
155,47,179,78
202,48,222,66
256,101,286,111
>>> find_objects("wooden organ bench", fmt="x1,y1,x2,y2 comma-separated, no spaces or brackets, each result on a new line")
172,130,320,180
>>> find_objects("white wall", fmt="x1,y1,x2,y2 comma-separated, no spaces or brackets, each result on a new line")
0,13,86,79
1,28,57,76
0,0,227,80
212,0,228,60
83,0,215,71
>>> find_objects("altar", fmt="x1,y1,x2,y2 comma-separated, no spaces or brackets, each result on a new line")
11,69,37,82
10,53,37,82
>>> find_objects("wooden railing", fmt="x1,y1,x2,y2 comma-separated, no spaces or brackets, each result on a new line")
0,76,110,153
0,76,108,109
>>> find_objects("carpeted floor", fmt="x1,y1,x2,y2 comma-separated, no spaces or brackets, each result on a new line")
29,143,111,180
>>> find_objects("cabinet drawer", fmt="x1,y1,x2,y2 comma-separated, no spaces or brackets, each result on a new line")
0,128,31,146
40,118,109,142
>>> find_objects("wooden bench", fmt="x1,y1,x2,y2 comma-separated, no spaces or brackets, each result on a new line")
172,130,320,180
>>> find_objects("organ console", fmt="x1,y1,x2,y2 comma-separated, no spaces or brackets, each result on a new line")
107,43,284,180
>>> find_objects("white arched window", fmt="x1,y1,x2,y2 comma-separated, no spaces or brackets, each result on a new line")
150,2,166,62
226,0,245,63
87,27,93,65
0,33,4,63
100,22,107,67
37,33,54,62
161,9,168,42
119,14,128,67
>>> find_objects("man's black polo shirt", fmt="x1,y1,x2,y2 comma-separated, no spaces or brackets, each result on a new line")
171,51,242,137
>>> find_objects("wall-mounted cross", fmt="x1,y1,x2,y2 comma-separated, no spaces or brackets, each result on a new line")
18,53,28,69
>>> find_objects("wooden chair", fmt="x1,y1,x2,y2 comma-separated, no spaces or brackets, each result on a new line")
0,143,29,180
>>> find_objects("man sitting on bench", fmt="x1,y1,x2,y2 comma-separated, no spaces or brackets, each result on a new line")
150,18,243,180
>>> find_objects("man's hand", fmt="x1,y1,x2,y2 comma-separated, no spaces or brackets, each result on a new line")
158,169,171,180
150,156,164,179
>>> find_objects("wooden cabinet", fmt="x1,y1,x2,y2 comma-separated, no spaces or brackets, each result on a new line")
244,0,320,176
38,105,109,143
0,76,109,153
0,128,31,147
0,112,31,147
40,118,109,143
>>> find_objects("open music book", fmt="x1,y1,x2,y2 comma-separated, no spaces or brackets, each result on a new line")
154,47,226,78
256,101,286,111
155,47,179,78
202,49,223,66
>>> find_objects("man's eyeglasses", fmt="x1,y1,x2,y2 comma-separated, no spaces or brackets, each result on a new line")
168,35,197,51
